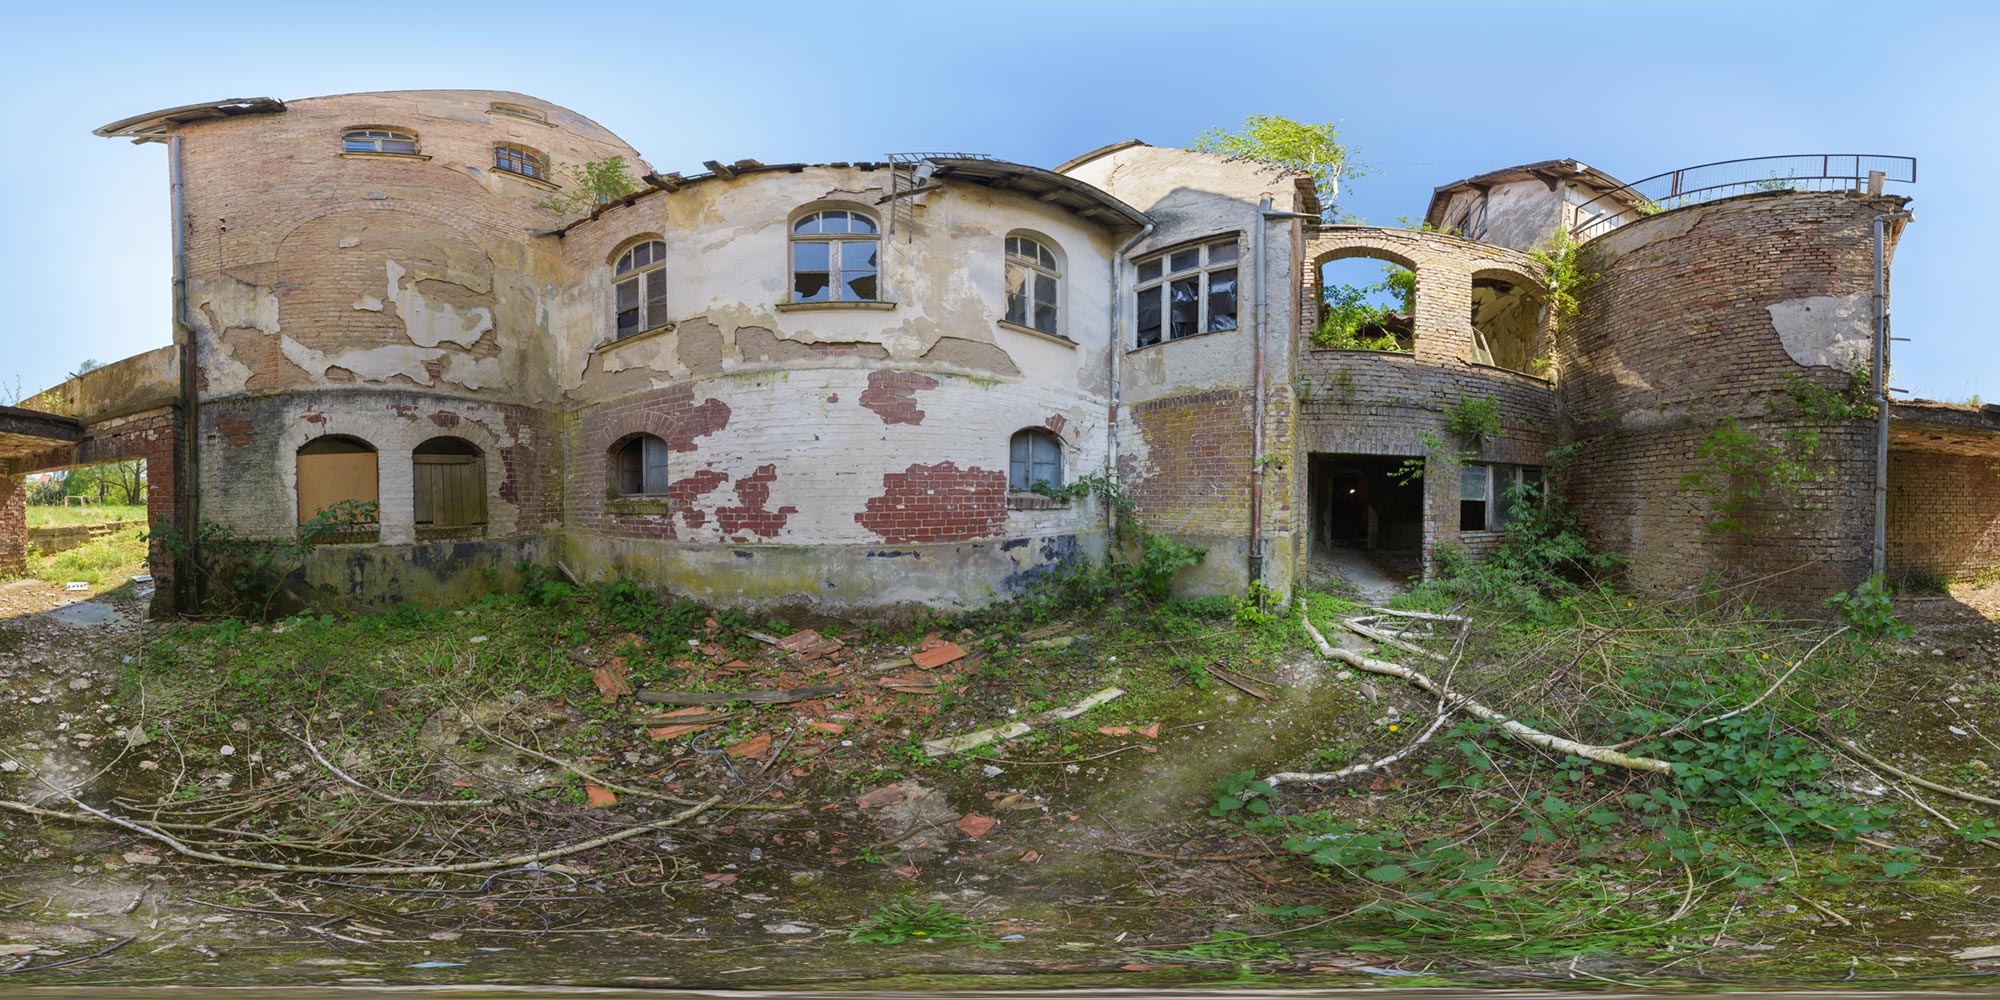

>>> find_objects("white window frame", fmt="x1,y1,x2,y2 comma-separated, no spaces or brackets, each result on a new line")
1459,462,1544,532
1132,236,1240,348
612,239,668,341
790,209,881,303
342,127,418,155
1004,235,1062,337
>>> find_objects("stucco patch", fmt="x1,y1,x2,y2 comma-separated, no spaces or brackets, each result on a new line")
1766,290,1871,369
387,260,493,348
676,317,726,377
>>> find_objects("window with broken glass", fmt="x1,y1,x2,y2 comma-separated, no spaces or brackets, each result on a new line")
1459,462,1543,532
614,435,671,497
493,144,547,180
342,128,419,155
791,210,880,303
1133,237,1239,347
1004,235,1062,337
1009,428,1063,491
613,239,668,340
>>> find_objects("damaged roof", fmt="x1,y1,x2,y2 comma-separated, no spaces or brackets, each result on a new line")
1424,158,1633,226
94,98,286,143
561,156,1150,235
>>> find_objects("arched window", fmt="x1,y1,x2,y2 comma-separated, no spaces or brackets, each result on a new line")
613,239,668,340
342,127,418,155
1004,234,1061,337
296,436,379,530
413,437,486,529
1009,428,1063,492
489,102,548,123
612,434,671,497
493,144,547,180
791,209,880,303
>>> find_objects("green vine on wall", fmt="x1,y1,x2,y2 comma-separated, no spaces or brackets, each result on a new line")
1527,228,1595,330
1394,397,1502,484
1032,471,1206,600
1680,358,1877,533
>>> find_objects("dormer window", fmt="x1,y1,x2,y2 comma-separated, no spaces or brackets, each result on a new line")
342,128,418,155
488,102,548,124
493,144,547,180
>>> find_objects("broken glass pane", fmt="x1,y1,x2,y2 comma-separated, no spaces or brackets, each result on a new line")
1169,277,1199,338
794,271,831,302
1137,259,1161,283
843,271,878,301
1207,268,1237,331
1170,249,1200,273
617,308,638,338
1004,263,1028,326
1136,287,1162,347
841,241,878,270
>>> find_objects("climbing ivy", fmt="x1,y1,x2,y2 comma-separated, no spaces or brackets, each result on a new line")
1681,357,1877,533
1527,228,1594,328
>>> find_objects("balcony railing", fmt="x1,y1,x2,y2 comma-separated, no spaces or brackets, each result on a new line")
1570,154,1915,240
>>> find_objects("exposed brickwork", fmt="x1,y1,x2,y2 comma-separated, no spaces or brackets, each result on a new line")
855,462,1007,544
1562,192,1905,603
859,371,940,426
0,476,24,578
716,465,798,540
1888,449,2000,583
1123,389,1253,535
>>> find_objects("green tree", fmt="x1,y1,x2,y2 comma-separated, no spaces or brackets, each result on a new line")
535,155,643,218
1190,115,1362,218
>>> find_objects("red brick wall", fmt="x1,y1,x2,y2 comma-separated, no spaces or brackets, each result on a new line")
1562,192,1903,605
1888,449,2000,584
854,462,1007,544
1122,389,1253,535
0,476,24,578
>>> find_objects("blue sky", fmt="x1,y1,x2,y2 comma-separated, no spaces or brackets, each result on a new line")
2,1,1992,401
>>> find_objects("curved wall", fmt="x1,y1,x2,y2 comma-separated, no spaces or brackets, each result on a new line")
1563,190,1906,601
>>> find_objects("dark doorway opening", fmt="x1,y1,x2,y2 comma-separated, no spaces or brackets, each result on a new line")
1309,454,1423,551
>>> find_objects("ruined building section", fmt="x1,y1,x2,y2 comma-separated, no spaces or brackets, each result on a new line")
4,87,1979,614
1058,142,1315,595
1291,229,1556,579
548,160,1140,606
1560,191,1908,603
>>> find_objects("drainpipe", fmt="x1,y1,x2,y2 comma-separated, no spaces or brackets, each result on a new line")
1871,209,1911,580
170,134,202,613
1252,199,1318,592
1106,220,1153,545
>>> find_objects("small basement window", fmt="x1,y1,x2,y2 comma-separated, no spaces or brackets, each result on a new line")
1009,428,1063,492
493,144,548,180
342,127,419,155
1460,463,1543,531
612,434,671,497
1134,237,1238,347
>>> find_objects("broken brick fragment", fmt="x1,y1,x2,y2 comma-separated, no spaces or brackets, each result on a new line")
953,813,998,839
911,643,967,670
724,733,772,758
856,786,906,809
583,782,617,808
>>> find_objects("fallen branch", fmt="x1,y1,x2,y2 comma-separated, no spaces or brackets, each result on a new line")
1835,738,2000,809
1266,701,1453,787
1300,604,1672,774
291,729,496,808
1206,665,1272,701
1342,617,1449,663
1609,627,1848,751
636,685,843,707
471,724,795,812
0,936,133,976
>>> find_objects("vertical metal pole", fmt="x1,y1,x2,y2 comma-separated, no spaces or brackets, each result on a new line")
1871,213,1904,580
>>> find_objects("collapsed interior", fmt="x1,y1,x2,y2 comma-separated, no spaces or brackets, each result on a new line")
1469,269,1544,374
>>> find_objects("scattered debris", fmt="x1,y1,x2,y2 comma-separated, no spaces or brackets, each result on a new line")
911,642,968,670
954,813,998,839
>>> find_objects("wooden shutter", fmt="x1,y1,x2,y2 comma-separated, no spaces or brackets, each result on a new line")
1009,432,1032,490
298,451,378,523
414,454,485,527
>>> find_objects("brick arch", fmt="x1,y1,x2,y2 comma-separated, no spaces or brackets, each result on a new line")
1302,228,1545,365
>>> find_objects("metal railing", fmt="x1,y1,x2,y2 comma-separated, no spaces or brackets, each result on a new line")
1569,154,1915,240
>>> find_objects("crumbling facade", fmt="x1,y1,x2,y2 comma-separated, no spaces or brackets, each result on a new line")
0,90,1989,613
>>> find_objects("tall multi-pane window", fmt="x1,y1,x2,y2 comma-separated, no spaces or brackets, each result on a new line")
493,144,547,180
613,239,668,340
791,210,880,303
1133,238,1239,347
341,128,418,155
1004,235,1061,337
1009,428,1063,491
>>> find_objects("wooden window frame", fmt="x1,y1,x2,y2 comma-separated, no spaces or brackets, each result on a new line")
341,127,419,156
613,239,669,341
790,209,881,304
612,435,671,498
1132,236,1240,348
1004,234,1063,338
493,144,549,181
1459,462,1544,532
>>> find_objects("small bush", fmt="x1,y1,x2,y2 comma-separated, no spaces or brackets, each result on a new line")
1826,573,1911,639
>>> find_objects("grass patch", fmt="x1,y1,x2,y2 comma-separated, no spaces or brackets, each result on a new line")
27,526,148,585
26,503,148,527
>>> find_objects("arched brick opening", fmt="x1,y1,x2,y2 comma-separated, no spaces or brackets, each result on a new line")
1469,266,1548,377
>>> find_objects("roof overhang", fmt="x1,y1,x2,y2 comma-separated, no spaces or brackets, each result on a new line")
94,97,286,143
0,405,84,466
914,157,1150,230
1890,399,2000,457
1424,158,1631,227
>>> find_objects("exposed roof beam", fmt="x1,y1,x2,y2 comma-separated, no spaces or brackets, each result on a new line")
702,160,735,180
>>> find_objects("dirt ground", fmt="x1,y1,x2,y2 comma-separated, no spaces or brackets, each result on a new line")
3,577,2000,992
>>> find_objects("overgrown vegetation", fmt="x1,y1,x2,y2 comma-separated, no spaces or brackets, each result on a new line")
534,155,643,217
1526,227,1593,329
1681,358,1877,532
24,524,148,586
1314,263,1414,351
1190,115,1363,219
151,499,381,617
1033,471,1205,600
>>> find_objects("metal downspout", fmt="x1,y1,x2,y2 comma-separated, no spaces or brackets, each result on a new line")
1871,210,1910,580
1107,221,1154,546
1252,200,1317,592
170,134,201,614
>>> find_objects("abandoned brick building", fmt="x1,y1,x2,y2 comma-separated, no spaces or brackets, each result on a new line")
0,89,1992,613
